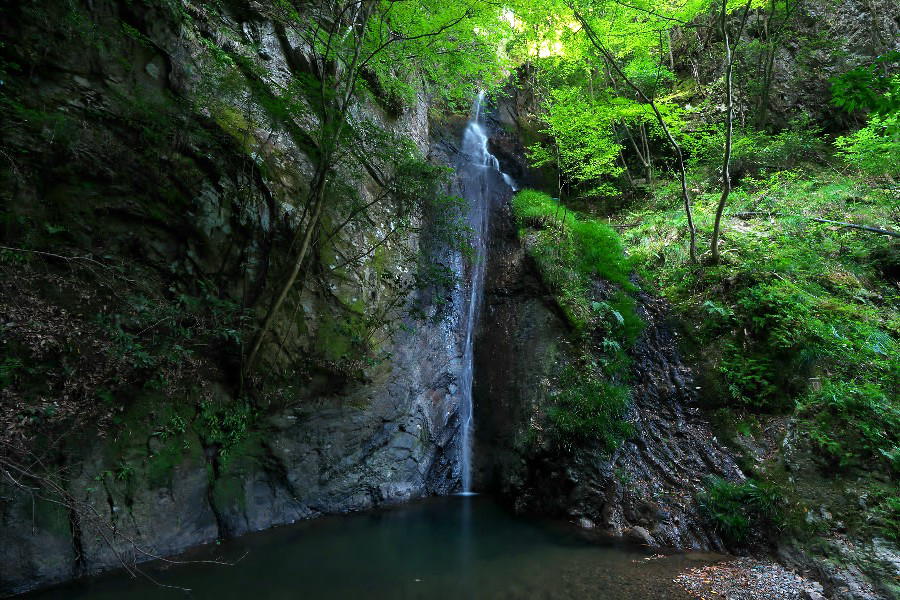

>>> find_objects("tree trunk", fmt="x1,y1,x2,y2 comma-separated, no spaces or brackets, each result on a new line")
618,151,635,186
245,167,329,373
573,11,698,262
711,2,735,264
641,122,653,183
712,0,753,264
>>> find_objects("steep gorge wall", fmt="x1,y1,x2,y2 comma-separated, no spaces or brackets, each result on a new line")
0,2,469,595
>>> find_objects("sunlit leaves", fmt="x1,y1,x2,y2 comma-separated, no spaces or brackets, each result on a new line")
830,50,900,116
528,87,625,190
504,0,709,198
361,0,514,109
834,112,900,178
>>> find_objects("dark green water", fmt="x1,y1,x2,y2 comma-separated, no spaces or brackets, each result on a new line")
29,496,721,599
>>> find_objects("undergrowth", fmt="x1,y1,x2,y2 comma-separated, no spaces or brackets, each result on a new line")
512,189,637,331
547,365,634,451
620,162,898,539
512,189,641,450
698,476,784,544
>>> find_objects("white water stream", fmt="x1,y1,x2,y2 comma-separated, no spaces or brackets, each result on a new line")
457,91,516,494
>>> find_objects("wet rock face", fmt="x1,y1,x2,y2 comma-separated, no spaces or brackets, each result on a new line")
674,0,900,131
778,538,900,600
589,292,745,550
471,191,563,494
767,0,900,129
1,328,465,595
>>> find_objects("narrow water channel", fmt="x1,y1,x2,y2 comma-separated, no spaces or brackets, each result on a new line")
27,496,723,599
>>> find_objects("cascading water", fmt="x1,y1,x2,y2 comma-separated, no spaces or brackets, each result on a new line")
456,91,516,494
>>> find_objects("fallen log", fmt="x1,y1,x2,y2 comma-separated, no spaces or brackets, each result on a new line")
731,212,900,238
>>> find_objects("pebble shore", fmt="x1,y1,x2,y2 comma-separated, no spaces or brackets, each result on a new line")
674,558,826,600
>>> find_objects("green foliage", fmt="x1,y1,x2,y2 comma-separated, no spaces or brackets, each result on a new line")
501,0,896,561
831,52,900,178
195,399,253,465
623,55,676,98
512,190,641,450
513,190,634,281
512,189,638,333
830,51,900,115
153,414,188,442
834,112,900,177
96,284,249,383
114,460,135,481
699,476,784,543
510,0,705,198
528,87,625,196
718,343,781,408
797,381,899,471
547,365,633,451
624,168,898,412
0,357,23,390
737,281,813,348
873,494,900,541
360,0,512,110
261,0,510,116
525,66,686,197
685,118,825,178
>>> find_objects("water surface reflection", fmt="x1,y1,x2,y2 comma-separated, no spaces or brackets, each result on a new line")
28,496,723,599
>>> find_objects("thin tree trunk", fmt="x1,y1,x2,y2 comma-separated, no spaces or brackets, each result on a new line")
712,0,753,264
667,29,676,71
623,122,651,182
640,122,653,183
755,0,801,129
243,1,372,375
572,8,698,262
245,168,328,371
712,2,735,264
618,151,634,185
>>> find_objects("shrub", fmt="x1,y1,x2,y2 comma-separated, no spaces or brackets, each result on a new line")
874,495,900,541
698,476,784,543
686,119,825,178
834,112,900,178
796,380,899,471
736,281,814,349
512,189,637,331
830,50,900,116
718,343,781,408
715,281,819,409
547,366,633,451
195,398,254,465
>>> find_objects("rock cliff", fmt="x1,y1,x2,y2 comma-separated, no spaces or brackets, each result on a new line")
0,2,469,594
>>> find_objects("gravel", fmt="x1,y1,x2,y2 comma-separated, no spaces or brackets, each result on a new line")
674,557,827,600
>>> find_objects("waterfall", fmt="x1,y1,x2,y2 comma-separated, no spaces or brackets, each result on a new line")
456,91,516,494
